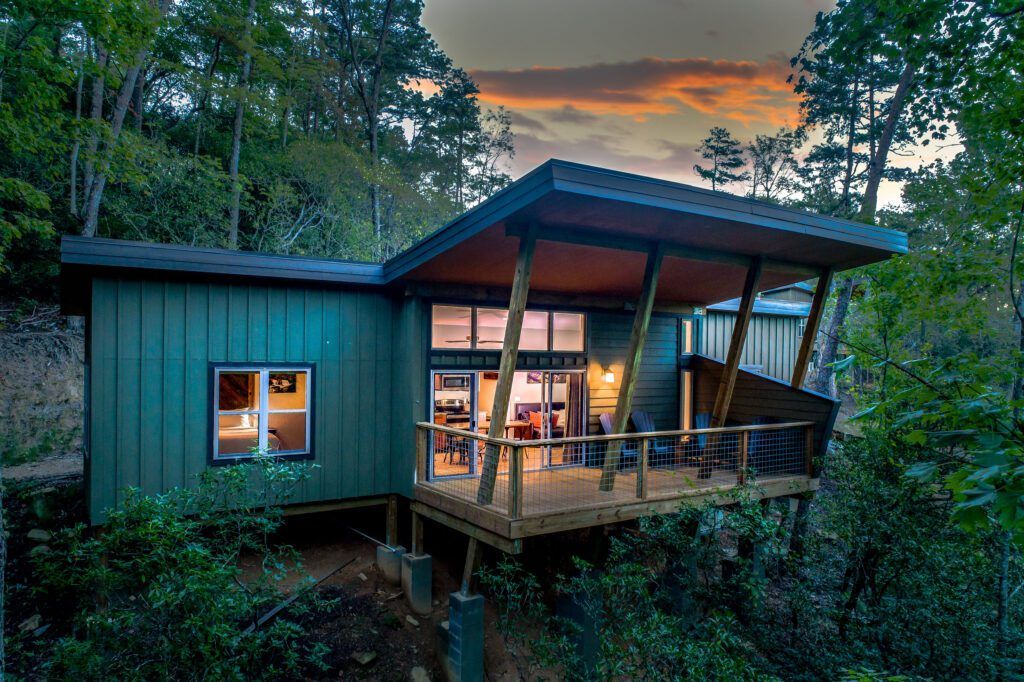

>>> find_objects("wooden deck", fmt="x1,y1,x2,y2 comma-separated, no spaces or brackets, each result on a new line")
412,421,819,551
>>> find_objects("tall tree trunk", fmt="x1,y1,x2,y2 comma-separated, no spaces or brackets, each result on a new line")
132,65,145,131
69,41,85,218
193,36,222,156
228,0,257,249
82,45,108,216
811,277,854,396
840,76,860,213
813,60,916,392
82,0,171,237
858,60,915,221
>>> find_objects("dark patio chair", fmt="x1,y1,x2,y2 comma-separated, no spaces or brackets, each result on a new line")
598,412,639,469
631,410,674,466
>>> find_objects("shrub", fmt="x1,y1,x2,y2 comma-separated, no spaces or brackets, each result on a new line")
32,455,329,680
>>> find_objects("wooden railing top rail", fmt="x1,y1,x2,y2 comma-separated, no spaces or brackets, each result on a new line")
416,422,518,447
415,420,814,449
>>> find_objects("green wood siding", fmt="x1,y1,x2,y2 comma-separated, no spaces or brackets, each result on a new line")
587,312,680,434
88,276,396,522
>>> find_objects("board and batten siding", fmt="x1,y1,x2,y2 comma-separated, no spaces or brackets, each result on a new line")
701,311,802,382
88,276,397,521
586,312,680,434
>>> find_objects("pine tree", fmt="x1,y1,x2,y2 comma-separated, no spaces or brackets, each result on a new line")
692,126,749,192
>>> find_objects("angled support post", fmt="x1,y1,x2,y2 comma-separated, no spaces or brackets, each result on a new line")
476,224,538,505
791,267,834,389
599,243,665,492
701,257,762,480
710,257,764,428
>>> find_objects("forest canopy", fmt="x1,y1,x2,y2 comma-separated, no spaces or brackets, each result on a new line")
0,0,514,302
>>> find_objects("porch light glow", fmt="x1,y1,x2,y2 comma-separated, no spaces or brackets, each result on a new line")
603,368,615,384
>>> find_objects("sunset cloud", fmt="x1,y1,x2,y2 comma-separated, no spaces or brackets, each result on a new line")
471,57,799,126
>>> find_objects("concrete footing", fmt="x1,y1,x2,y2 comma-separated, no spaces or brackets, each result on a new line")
376,544,406,585
402,553,433,615
447,591,484,682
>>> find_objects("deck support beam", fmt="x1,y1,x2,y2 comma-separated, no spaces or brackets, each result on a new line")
710,257,763,429
790,267,833,389
598,244,665,492
476,225,538,505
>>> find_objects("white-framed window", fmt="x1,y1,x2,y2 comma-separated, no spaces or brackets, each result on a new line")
211,364,313,461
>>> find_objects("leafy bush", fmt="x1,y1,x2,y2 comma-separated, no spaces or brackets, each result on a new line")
31,455,330,680
480,487,782,682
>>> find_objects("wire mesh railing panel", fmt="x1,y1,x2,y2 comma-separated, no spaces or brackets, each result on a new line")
518,439,641,517
414,422,812,520
644,432,740,495
423,427,511,510
746,426,806,478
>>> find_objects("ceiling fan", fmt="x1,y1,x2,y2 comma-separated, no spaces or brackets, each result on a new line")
446,336,502,344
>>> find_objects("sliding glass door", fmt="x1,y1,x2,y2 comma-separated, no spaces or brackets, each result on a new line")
430,368,587,477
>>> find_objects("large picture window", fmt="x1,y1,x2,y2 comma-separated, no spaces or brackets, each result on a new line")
211,364,313,461
431,305,584,352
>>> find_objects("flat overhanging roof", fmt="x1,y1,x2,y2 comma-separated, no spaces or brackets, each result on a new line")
384,160,906,304
61,159,906,309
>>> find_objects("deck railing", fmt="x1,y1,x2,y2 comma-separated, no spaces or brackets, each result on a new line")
415,420,816,520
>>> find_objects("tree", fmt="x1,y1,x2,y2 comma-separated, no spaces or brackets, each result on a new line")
81,0,175,237
227,0,258,249
693,126,749,192
747,127,803,203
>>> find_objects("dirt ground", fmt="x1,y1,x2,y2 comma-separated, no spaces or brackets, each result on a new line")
262,510,531,681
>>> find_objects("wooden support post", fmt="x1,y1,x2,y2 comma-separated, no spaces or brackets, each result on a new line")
509,445,524,519
710,257,764,428
805,425,814,476
738,430,749,485
477,225,538,505
460,537,482,596
385,495,398,548
415,425,429,483
636,438,649,499
599,244,665,491
411,510,424,556
791,267,834,389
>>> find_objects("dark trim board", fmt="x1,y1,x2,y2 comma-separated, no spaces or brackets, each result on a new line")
63,236,385,284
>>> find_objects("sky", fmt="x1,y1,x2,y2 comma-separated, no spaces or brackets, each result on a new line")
421,0,936,207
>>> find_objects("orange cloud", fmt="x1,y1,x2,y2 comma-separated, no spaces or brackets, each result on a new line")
470,57,800,126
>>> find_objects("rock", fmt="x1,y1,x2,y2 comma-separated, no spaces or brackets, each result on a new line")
29,544,51,557
18,615,41,633
358,572,368,582
410,665,430,682
405,614,420,627
351,651,377,666
27,528,52,543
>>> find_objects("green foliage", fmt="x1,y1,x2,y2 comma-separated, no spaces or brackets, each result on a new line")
28,455,331,680
0,0,514,300
481,489,784,681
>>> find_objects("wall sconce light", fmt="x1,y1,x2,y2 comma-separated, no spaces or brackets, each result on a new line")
603,367,615,384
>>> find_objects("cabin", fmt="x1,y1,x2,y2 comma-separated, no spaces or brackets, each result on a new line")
61,158,907,538
61,159,905,677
